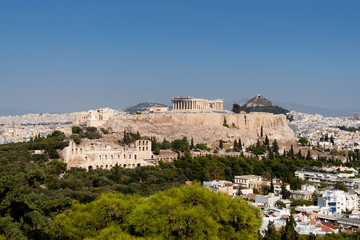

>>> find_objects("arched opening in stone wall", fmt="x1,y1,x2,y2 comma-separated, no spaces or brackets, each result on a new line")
137,163,140,167
132,164,135,168
123,164,126,168
88,165,93,170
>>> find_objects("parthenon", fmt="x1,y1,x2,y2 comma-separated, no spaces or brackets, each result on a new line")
172,96,223,111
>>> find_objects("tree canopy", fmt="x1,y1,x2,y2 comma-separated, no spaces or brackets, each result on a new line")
51,184,262,240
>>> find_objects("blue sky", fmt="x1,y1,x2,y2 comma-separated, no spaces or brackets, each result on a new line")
0,0,359,113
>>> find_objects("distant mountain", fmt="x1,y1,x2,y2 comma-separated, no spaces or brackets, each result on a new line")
124,102,169,114
274,102,357,117
233,95,289,115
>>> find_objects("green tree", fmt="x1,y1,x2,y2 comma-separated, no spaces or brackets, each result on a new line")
281,216,298,240
265,135,270,146
261,126,264,138
306,150,312,160
269,179,274,193
51,184,262,240
275,200,286,208
272,140,279,156
219,140,223,149
287,145,295,159
72,126,83,134
263,221,280,240
280,184,291,199
153,147,160,155
171,137,190,152
298,137,309,146
334,182,348,192
232,103,241,113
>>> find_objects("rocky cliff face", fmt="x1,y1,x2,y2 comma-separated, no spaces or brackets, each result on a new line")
104,112,295,147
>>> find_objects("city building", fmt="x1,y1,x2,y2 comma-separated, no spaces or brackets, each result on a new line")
234,175,262,189
317,190,358,214
295,170,360,189
203,180,236,197
354,112,360,121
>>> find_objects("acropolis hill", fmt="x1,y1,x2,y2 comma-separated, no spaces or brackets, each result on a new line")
73,96,295,148
103,112,294,147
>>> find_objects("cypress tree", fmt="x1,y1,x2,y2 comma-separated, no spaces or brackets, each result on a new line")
296,150,303,159
263,221,279,240
265,135,269,146
272,140,279,156
238,138,242,150
219,140,223,149
306,150,312,160
287,145,294,159
190,137,195,150
281,216,298,240
269,179,274,193
261,126,263,138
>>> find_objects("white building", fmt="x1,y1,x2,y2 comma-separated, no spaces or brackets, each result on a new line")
255,193,281,208
234,175,262,189
203,180,236,197
317,190,358,214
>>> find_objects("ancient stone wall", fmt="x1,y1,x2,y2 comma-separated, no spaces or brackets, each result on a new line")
62,139,155,170
104,112,295,147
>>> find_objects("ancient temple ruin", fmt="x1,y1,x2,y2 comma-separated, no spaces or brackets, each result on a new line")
171,97,223,111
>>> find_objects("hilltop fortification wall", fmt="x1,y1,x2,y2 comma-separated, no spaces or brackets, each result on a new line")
104,112,295,147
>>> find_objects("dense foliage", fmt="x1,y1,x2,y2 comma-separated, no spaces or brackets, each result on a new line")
51,184,262,239
0,132,356,239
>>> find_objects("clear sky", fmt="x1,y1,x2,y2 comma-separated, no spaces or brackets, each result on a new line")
0,0,359,113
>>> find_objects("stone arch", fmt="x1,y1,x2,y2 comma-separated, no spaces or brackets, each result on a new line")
88,165,93,170
132,164,135,168
96,165,99,169
123,164,126,168
137,163,140,167
134,155,137,160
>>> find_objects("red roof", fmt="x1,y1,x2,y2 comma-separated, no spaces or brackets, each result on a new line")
321,222,339,230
